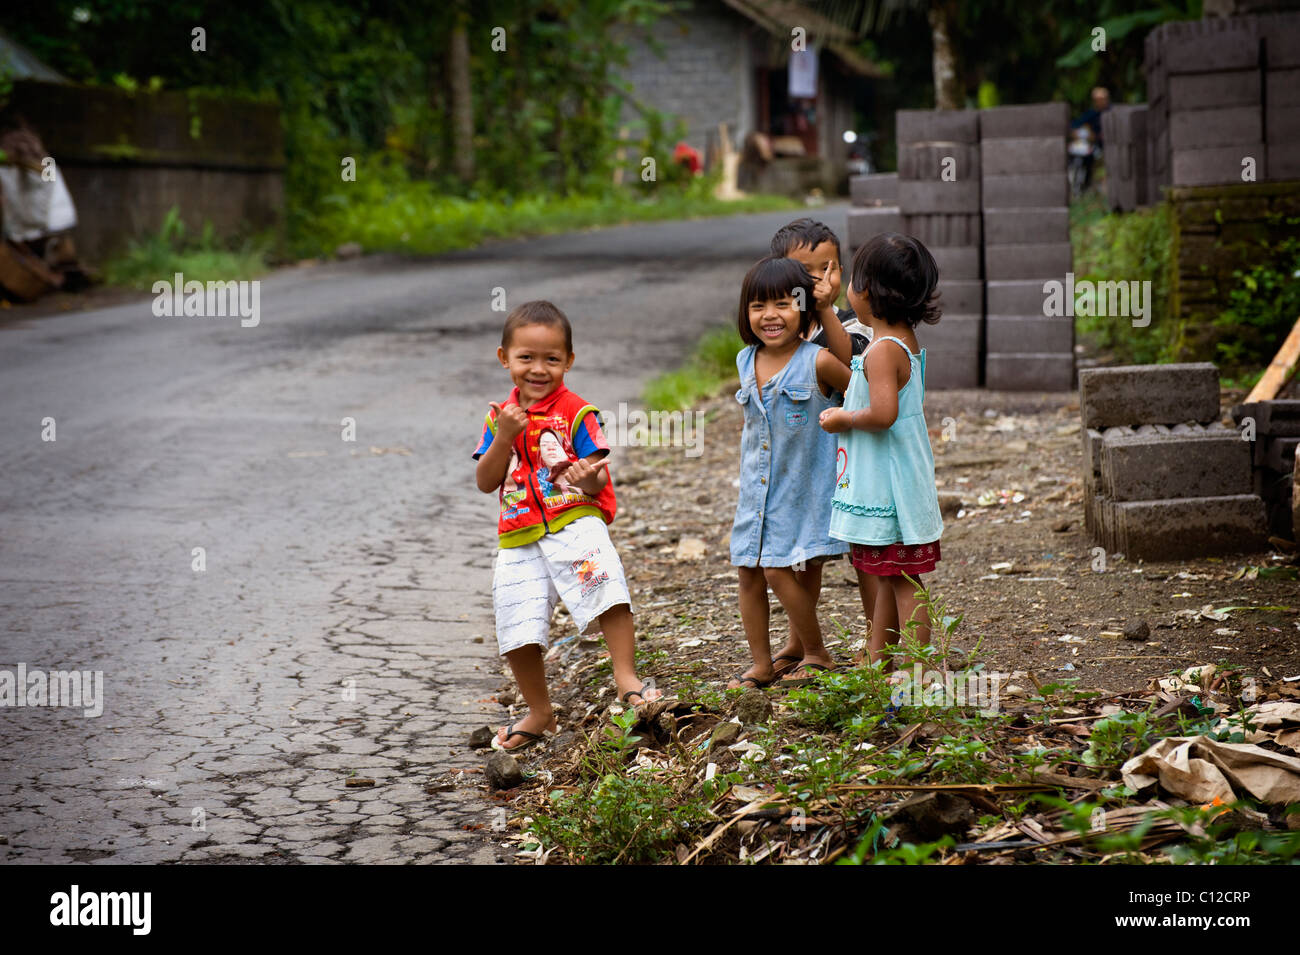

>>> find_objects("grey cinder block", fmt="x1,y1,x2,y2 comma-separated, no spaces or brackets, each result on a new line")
985,353,1075,391
1101,432,1253,501
987,279,1050,316
1169,70,1261,110
898,142,980,182
1172,144,1265,186
902,213,982,248
979,103,1069,139
934,279,983,315
1115,495,1268,561
983,243,1073,281
1169,106,1262,150
981,173,1069,209
847,206,904,250
982,207,1070,245
980,137,1066,176
896,108,980,145
917,314,982,390
850,173,899,206
1268,142,1300,181
985,315,1073,354
928,245,981,280
898,178,981,214
1078,363,1220,429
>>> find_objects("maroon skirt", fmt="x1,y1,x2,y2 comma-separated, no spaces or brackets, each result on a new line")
850,541,941,576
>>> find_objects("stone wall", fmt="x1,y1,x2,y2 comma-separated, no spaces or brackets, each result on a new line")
1169,180,1300,360
9,80,285,264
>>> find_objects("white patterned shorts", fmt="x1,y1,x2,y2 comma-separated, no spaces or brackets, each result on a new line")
492,516,632,655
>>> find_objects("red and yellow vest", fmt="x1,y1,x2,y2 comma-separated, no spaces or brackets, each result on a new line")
481,385,617,548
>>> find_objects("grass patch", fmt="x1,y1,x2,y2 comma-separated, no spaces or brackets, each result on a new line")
302,158,798,259
643,324,744,412
1070,192,1176,365
103,207,270,289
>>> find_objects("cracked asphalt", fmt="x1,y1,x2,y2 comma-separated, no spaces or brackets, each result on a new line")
0,205,832,864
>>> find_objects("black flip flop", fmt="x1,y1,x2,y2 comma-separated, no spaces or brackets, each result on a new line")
780,662,837,687
727,671,776,690
770,653,802,678
491,722,550,753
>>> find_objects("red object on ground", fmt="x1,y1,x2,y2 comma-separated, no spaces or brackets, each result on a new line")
673,141,702,175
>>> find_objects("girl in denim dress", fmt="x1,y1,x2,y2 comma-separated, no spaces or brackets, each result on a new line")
819,234,945,670
727,257,853,689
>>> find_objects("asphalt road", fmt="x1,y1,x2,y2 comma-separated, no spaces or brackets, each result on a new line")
0,203,843,864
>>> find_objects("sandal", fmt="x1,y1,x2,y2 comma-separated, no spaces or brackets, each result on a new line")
726,671,777,690
770,654,802,678
780,662,837,687
491,722,554,753
621,683,664,706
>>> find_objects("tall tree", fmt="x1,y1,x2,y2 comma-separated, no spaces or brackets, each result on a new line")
447,4,475,184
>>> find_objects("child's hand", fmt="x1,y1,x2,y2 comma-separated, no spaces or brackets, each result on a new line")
489,400,528,441
813,261,835,310
819,408,852,433
551,456,609,494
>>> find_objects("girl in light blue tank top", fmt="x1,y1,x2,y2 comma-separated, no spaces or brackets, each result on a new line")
727,257,854,690
818,234,945,671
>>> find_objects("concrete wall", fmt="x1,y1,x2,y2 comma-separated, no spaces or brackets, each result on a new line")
8,80,285,265
616,1,755,153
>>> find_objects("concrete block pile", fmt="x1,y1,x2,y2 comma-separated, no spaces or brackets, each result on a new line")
980,103,1073,392
1101,104,1150,212
1230,399,1299,540
1145,12,1300,192
895,108,983,389
1079,363,1268,560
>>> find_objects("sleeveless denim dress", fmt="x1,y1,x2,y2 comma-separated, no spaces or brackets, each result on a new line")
730,341,849,568
829,336,944,546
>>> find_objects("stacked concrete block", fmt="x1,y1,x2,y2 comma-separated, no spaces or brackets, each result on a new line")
979,103,1073,391
1265,15,1300,181
847,173,903,252
893,109,984,389
1079,363,1268,560
1230,399,1300,540
1145,12,1300,190
1102,105,1150,212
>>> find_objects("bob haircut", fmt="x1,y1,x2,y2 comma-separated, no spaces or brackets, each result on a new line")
737,256,816,347
848,233,942,328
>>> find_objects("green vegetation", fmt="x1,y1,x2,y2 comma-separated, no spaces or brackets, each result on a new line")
1071,192,1176,364
1213,235,1300,376
643,324,745,412
103,208,270,289
308,164,794,259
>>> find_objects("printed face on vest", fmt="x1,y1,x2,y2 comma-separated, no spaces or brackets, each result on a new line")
498,322,574,406
537,429,572,469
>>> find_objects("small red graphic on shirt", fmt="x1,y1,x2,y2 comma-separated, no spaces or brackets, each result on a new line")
571,548,610,596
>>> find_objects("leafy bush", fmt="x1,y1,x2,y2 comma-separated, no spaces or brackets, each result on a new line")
1071,195,1176,364
1213,235,1300,377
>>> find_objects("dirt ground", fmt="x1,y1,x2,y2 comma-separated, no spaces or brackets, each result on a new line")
552,383,1299,705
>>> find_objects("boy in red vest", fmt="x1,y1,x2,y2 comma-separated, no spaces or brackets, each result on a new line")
473,300,662,751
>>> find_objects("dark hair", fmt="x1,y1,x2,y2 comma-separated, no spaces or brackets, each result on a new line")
848,233,941,328
737,256,816,347
501,300,573,354
770,217,842,262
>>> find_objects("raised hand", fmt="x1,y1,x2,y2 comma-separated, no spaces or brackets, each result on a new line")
489,400,529,441
555,456,609,493
813,261,835,310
